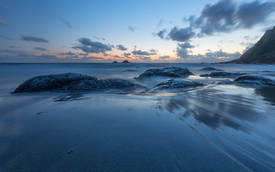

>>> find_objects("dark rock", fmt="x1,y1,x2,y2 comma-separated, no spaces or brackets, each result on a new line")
200,72,245,78
233,26,275,64
13,73,138,93
112,61,118,63
122,60,130,63
137,67,193,80
233,74,275,87
199,67,223,71
152,78,203,90
215,79,233,85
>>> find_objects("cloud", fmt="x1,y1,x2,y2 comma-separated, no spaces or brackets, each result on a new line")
158,0,275,41
0,48,106,62
8,46,20,48
0,49,60,62
158,19,165,26
124,52,131,58
155,29,167,39
34,47,47,51
20,35,49,43
59,18,72,28
236,0,275,29
149,49,157,55
178,42,195,49
93,36,105,41
116,44,127,51
132,50,156,56
159,55,170,60
128,26,137,32
240,42,255,53
58,51,76,56
194,0,275,36
167,27,195,42
73,37,112,54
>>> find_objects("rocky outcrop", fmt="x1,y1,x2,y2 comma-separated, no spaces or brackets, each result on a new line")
199,67,223,71
214,79,233,85
122,60,130,63
200,72,245,78
233,74,275,87
136,67,193,80
112,61,118,63
151,78,203,90
13,73,141,93
237,26,275,64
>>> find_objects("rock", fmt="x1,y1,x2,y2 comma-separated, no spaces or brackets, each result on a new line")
233,74,275,87
137,67,193,80
215,79,233,85
232,26,275,64
199,67,223,71
112,61,118,63
122,60,130,63
152,78,203,90
13,73,139,93
199,72,245,78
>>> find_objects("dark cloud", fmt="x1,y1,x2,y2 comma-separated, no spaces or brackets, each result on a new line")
155,29,167,39
0,49,59,62
0,48,106,62
236,1,275,29
132,49,156,56
114,55,120,58
102,52,108,56
8,46,20,48
149,49,157,55
159,0,275,41
59,18,72,28
128,26,137,32
116,44,127,51
73,37,112,54
58,51,76,56
159,55,170,59
20,35,49,43
178,42,195,49
34,47,47,51
194,0,275,36
124,52,131,58
167,27,195,42
195,0,236,36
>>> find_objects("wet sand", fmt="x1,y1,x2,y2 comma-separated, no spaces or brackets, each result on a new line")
1,63,275,171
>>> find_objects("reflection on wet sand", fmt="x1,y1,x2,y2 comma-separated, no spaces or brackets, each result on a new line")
255,87,275,105
156,87,266,133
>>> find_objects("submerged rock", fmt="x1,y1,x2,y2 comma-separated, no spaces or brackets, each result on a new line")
136,67,193,80
215,79,233,85
13,73,139,93
152,78,203,90
200,72,245,78
233,74,275,87
199,67,223,71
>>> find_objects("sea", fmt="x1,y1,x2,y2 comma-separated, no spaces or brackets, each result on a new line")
0,63,275,171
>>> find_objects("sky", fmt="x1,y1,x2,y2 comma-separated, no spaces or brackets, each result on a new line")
0,0,275,63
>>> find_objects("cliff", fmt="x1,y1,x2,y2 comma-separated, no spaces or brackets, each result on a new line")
237,26,275,64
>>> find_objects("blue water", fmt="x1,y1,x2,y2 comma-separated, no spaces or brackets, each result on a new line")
0,63,275,171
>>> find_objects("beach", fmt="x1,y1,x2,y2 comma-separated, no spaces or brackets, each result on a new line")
0,63,275,171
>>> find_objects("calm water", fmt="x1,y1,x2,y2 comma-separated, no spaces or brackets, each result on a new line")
0,63,275,171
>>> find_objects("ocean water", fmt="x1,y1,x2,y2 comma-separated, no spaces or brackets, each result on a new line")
0,63,275,171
